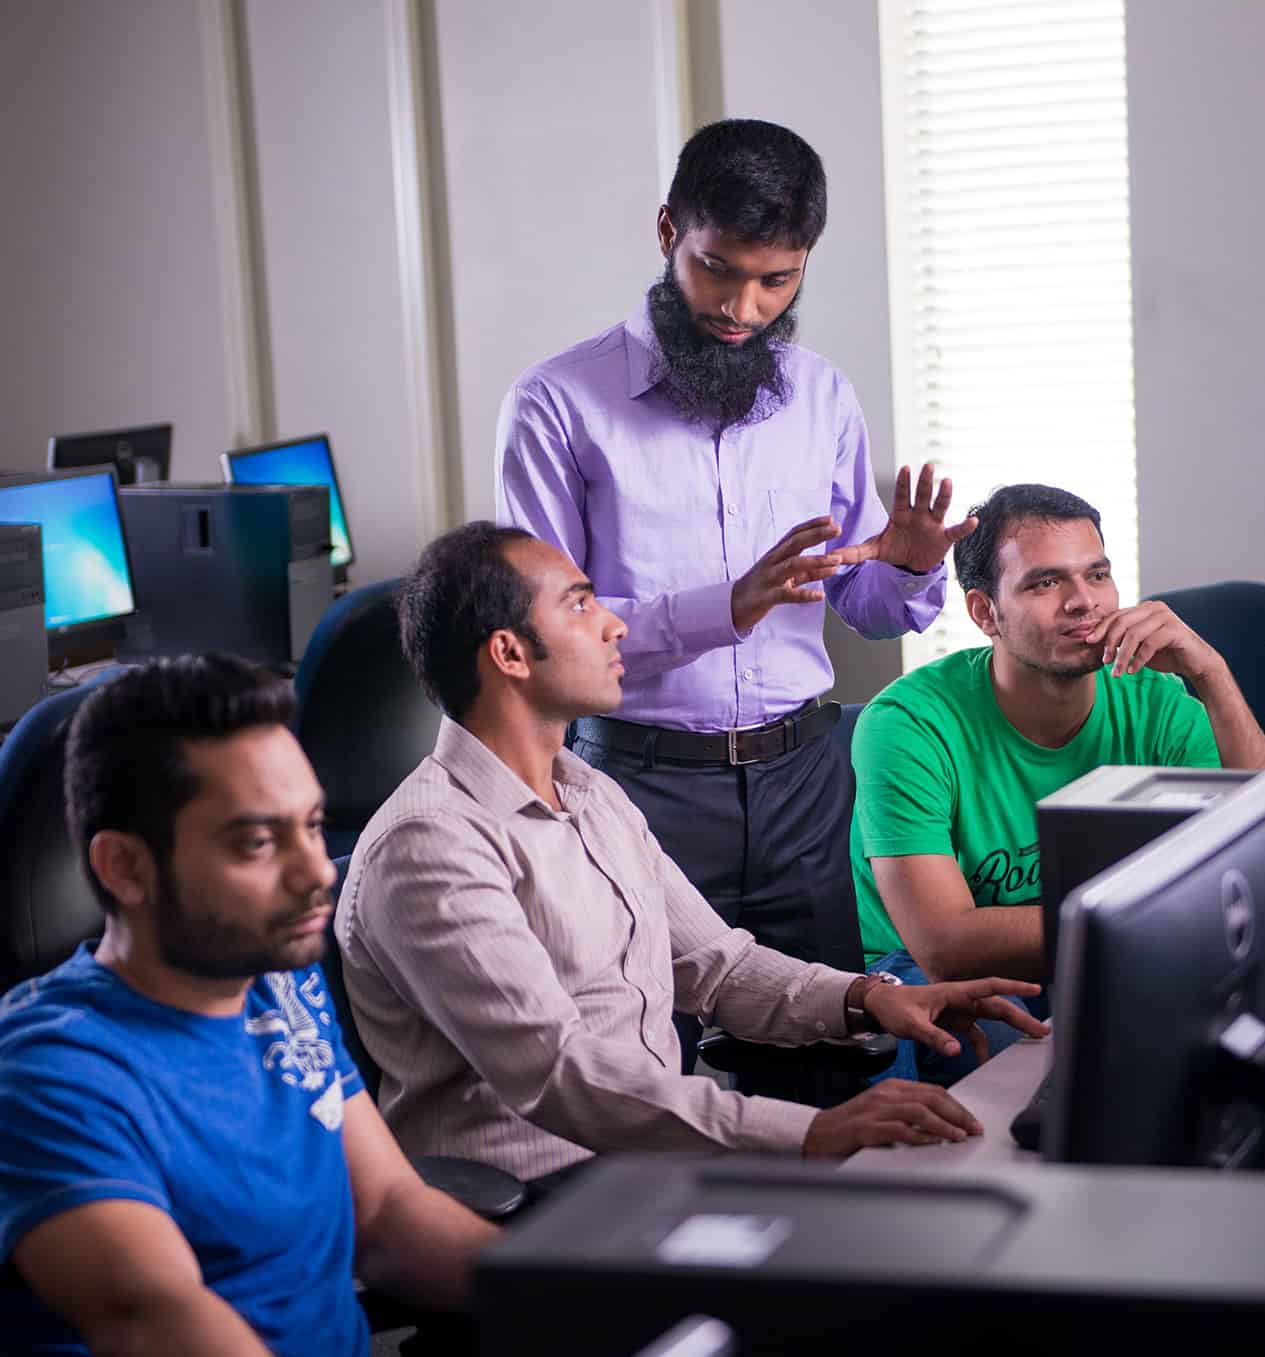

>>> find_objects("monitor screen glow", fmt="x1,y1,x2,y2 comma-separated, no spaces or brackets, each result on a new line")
222,435,352,569
0,470,136,631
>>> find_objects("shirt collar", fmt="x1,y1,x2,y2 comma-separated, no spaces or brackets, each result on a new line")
624,294,661,399
432,715,596,818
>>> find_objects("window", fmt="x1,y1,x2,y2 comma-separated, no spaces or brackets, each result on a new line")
879,0,1138,670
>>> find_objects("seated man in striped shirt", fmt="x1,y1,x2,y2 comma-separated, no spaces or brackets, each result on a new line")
335,521,1046,1191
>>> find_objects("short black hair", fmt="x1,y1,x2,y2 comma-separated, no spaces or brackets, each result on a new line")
666,119,827,250
398,521,545,720
65,653,296,914
954,484,1104,596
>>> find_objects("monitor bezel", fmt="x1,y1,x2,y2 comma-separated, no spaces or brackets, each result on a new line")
0,465,139,667
47,421,173,484
219,432,354,575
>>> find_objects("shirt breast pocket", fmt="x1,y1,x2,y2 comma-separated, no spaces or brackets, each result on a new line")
768,487,834,550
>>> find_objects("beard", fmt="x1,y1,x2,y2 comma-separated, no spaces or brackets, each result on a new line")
646,257,800,432
153,860,331,980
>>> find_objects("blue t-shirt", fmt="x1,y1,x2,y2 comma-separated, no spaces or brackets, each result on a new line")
0,944,369,1356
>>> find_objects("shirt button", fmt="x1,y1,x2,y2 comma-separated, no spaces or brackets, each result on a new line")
742,668,754,681
726,504,738,516
816,1021,827,1033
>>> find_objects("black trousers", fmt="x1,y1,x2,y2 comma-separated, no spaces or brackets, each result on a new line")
572,726,864,1105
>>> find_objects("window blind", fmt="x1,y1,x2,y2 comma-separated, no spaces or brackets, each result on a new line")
878,0,1138,672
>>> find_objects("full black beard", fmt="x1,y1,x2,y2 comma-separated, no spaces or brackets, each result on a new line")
646,258,799,433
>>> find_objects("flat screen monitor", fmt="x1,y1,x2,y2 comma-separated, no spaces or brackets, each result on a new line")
48,422,172,485
1046,771,1265,1169
0,468,137,666
220,434,353,577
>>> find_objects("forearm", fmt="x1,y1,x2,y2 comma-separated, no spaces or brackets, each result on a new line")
84,1288,273,1357
1191,661,1265,769
603,582,741,679
826,559,947,640
911,905,1045,983
356,1179,500,1311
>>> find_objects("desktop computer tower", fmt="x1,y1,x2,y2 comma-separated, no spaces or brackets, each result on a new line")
118,484,332,667
0,523,46,727
1038,764,1257,976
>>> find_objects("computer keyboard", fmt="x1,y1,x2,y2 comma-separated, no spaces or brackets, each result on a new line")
1009,1069,1054,1151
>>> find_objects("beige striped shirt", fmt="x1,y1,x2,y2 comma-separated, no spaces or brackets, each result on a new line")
336,717,859,1181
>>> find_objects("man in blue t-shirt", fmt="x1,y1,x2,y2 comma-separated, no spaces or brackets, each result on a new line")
0,655,498,1357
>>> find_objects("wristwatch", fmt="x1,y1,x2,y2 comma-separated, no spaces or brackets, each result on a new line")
845,971,904,1035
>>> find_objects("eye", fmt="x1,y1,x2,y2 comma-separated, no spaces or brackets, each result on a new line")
571,595,589,613
700,258,727,274
763,275,792,289
1090,568,1113,582
237,832,275,857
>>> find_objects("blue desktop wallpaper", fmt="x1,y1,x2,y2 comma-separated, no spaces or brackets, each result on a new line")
0,473,135,629
226,437,352,567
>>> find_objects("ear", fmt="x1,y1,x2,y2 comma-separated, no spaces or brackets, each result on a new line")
656,205,676,260
88,831,156,912
965,588,1000,638
485,628,533,682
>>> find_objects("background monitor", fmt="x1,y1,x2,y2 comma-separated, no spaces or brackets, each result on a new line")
220,433,353,577
0,468,137,666
1046,771,1265,1170
49,422,172,485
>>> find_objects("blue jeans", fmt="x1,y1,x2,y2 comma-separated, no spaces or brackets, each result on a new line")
866,949,1049,1088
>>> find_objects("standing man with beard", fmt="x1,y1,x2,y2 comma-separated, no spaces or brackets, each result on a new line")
496,120,975,1093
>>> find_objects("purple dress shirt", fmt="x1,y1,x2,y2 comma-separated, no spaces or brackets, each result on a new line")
495,297,946,732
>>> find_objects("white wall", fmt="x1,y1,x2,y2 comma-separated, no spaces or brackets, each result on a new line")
4,0,1259,691
1126,0,1265,595
0,0,235,478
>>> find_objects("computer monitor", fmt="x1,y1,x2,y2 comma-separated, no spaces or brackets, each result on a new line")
1046,771,1265,1170
1037,764,1257,978
220,434,353,581
0,468,137,666
48,422,172,485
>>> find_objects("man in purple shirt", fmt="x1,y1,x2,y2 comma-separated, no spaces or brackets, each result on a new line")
496,120,975,1098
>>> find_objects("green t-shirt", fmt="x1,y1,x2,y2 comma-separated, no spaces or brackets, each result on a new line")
852,646,1221,966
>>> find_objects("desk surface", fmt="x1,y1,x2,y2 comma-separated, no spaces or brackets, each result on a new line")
845,1034,1051,1171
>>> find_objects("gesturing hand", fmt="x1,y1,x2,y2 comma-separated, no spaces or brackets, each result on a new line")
865,977,1049,1066
731,516,845,634
835,464,977,575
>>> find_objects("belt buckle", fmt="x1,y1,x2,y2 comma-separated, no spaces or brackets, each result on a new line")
726,728,762,766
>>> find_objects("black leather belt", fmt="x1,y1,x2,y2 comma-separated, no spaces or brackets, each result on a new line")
573,700,841,767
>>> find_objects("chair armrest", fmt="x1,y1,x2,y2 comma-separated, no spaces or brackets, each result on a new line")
410,1154,528,1222
696,1031,897,1080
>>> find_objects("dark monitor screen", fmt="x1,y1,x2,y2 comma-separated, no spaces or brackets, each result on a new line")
1046,771,1265,1169
220,434,353,571
48,422,172,485
0,468,137,664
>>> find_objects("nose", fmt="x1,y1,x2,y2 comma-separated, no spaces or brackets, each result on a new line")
601,604,628,643
721,281,762,331
1063,578,1095,613
287,831,337,898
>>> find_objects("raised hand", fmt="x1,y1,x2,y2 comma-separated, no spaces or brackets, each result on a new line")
835,464,977,575
730,516,845,633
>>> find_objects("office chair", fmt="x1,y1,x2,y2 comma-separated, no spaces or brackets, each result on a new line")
696,703,897,1102
293,579,443,858
0,672,123,993
1145,580,1265,727
326,856,528,1223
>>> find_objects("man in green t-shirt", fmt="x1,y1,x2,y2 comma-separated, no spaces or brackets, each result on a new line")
851,483,1265,1082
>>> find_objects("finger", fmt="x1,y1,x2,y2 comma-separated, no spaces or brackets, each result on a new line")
912,463,935,512
891,464,912,512
969,999,1051,1038
930,474,952,522
895,1011,963,1059
772,517,838,554
954,977,1043,1001
831,537,881,566
966,1022,989,1066
866,1118,962,1148
777,585,826,605
944,515,978,544
882,1087,983,1138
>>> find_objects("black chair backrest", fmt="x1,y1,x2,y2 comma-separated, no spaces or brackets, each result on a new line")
293,579,442,858
323,853,382,1100
1145,581,1265,727
0,674,120,992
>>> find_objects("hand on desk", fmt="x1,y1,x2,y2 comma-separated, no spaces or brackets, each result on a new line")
802,1079,985,1158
